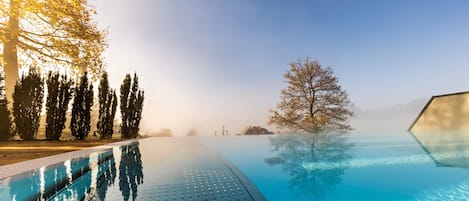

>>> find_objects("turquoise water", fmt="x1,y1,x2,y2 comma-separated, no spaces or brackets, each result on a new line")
1,132,469,200
197,132,469,201
0,142,142,201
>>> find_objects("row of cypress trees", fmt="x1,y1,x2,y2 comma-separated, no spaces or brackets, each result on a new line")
0,68,144,140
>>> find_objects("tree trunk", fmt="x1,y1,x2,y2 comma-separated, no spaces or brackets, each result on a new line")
3,0,20,109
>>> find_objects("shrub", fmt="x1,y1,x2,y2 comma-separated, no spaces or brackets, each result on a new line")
13,68,44,140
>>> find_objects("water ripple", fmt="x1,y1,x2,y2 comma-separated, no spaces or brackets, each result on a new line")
413,181,469,201
300,151,469,170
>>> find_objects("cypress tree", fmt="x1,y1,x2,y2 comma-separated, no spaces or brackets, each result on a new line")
70,72,93,140
0,69,13,140
120,75,131,138
12,68,44,140
45,72,73,140
120,73,144,139
97,72,118,139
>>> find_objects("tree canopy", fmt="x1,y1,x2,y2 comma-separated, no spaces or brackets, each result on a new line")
241,126,274,135
269,57,353,133
0,0,107,107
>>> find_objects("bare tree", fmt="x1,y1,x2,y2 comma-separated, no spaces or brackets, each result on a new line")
269,57,353,133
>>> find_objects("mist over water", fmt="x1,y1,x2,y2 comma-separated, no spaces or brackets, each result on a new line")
92,0,467,136
135,97,427,136
350,98,427,134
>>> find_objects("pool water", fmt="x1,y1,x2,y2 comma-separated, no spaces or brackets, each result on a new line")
197,132,469,201
1,132,469,201
0,143,142,201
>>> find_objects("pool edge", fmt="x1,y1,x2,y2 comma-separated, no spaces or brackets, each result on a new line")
222,157,267,201
0,139,138,180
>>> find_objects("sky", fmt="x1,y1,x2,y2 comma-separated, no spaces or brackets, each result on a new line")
92,0,469,135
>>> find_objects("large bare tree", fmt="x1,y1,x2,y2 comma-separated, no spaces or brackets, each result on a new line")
0,0,107,108
269,57,353,133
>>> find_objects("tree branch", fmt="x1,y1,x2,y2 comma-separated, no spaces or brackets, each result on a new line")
18,40,72,64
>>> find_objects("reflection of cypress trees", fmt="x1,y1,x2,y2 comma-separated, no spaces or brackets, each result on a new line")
119,142,144,201
9,170,41,200
8,158,93,201
269,133,353,200
59,157,92,199
96,150,117,200
43,164,68,198
7,152,118,201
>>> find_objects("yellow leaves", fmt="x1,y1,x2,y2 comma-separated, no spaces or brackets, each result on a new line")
1,0,107,78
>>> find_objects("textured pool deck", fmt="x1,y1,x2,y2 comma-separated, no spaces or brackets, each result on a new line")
0,137,266,201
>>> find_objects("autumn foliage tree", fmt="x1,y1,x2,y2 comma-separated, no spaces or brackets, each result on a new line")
0,68,13,140
12,68,44,140
70,72,93,140
45,72,73,140
0,0,107,108
269,57,353,134
97,72,117,139
120,73,144,139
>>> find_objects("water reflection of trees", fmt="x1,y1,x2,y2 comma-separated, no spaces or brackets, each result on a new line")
8,170,41,200
8,157,92,201
95,150,117,200
268,133,353,200
119,142,144,201
5,143,144,201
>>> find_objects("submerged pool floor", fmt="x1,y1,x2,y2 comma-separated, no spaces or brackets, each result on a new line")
0,138,266,201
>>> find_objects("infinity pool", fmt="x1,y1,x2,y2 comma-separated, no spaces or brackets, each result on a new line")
1,132,469,200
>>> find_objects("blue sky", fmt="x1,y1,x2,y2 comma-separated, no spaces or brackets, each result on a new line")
94,0,469,135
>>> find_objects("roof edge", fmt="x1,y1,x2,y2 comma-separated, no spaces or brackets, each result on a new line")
408,91,469,131
408,97,434,131
433,91,469,98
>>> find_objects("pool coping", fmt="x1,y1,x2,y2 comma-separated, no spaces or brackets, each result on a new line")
0,139,137,180
221,157,267,201
192,137,267,201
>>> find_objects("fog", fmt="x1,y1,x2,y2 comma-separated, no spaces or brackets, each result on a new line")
350,98,427,134
91,0,463,136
